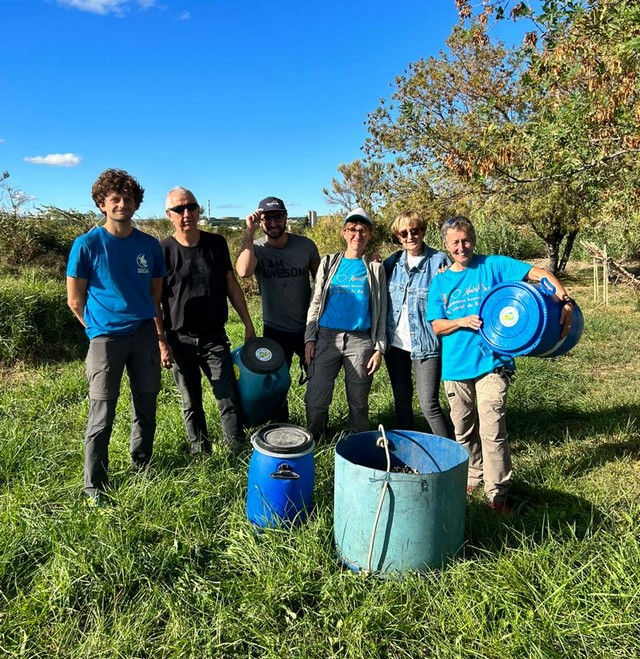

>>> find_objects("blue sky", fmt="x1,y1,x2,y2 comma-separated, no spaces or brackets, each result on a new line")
2,0,529,219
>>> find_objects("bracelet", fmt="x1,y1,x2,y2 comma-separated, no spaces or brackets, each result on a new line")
562,296,575,306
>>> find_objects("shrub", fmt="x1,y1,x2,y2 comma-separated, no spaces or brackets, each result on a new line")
306,213,390,258
471,213,547,261
0,211,97,277
575,208,640,263
135,218,173,241
0,274,86,365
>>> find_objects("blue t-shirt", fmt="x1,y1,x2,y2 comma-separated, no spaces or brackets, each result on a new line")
426,254,531,380
319,257,371,332
67,227,166,339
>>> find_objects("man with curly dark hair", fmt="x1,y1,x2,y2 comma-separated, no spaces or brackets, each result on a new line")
67,169,171,506
90,167,146,210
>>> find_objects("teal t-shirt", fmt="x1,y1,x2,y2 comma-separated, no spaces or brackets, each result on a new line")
319,257,371,332
426,254,531,380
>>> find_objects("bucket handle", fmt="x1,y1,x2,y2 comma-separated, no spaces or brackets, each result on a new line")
539,277,556,296
270,463,300,480
365,425,392,575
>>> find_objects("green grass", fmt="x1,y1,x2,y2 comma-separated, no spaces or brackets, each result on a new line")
1,267,639,657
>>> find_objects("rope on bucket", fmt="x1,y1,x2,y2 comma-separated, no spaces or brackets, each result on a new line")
365,424,392,575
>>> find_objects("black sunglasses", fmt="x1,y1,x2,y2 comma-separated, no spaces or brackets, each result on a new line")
261,213,287,223
398,227,422,239
168,202,199,214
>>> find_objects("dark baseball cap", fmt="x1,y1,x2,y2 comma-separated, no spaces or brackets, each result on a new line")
258,196,287,213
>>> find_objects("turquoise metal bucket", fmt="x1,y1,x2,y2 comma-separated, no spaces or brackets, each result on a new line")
334,428,468,574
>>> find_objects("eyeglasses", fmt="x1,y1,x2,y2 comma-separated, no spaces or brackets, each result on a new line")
261,213,287,224
167,202,199,214
398,227,422,240
344,227,368,236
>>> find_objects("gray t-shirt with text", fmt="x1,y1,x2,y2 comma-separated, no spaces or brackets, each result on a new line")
253,233,320,332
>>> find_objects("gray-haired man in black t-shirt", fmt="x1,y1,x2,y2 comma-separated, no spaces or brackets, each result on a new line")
236,196,320,421
161,187,255,454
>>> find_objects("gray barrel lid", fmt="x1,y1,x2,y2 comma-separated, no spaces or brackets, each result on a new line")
252,424,314,455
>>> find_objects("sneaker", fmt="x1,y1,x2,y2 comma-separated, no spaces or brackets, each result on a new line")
488,499,513,515
190,440,212,456
86,492,109,510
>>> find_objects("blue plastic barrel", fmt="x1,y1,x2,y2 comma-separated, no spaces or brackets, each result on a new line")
246,424,315,528
479,278,584,358
232,337,291,427
334,429,468,574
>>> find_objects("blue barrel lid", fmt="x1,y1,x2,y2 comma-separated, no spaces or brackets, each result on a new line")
478,281,548,356
239,337,285,374
252,424,314,456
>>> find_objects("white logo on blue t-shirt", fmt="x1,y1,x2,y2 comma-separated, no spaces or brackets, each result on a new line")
137,254,149,273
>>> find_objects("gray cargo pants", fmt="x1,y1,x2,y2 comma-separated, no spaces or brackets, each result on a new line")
305,328,374,439
84,320,161,496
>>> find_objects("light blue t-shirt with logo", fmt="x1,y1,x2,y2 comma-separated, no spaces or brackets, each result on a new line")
319,257,371,332
426,254,531,380
67,226,165,339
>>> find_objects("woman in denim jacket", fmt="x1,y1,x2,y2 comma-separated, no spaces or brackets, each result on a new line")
384,210,452,437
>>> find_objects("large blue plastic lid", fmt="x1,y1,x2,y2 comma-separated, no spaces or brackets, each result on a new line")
478,281,548,356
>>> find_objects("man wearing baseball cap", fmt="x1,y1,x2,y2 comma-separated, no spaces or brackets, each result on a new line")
236,196,321,421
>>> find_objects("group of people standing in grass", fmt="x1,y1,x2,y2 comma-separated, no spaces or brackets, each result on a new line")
67,168,575,513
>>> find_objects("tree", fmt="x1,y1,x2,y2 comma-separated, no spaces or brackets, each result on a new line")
365,0,640,272
322,159,389,216
0,179,33,217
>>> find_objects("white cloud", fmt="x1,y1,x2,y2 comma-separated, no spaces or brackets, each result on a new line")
24,153,82,167
178,11,191,20
56,0,156,16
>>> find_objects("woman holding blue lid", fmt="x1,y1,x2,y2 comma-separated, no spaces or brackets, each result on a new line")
427,215,574,513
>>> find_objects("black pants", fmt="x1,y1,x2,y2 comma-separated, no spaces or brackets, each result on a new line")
384,346,452,438
263,325,307,422
168,331,243,452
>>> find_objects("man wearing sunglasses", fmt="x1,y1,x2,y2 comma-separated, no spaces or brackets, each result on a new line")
161,187,255,455
236,196,320,421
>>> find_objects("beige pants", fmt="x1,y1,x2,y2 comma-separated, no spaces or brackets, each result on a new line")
444,371,512,503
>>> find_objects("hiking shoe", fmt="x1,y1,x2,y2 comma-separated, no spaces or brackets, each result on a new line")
488,499,513,515
86,492,109,510
227,439,245,454
130,461,152,475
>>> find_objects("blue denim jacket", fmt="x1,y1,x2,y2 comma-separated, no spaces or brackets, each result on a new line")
384,246,450,359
